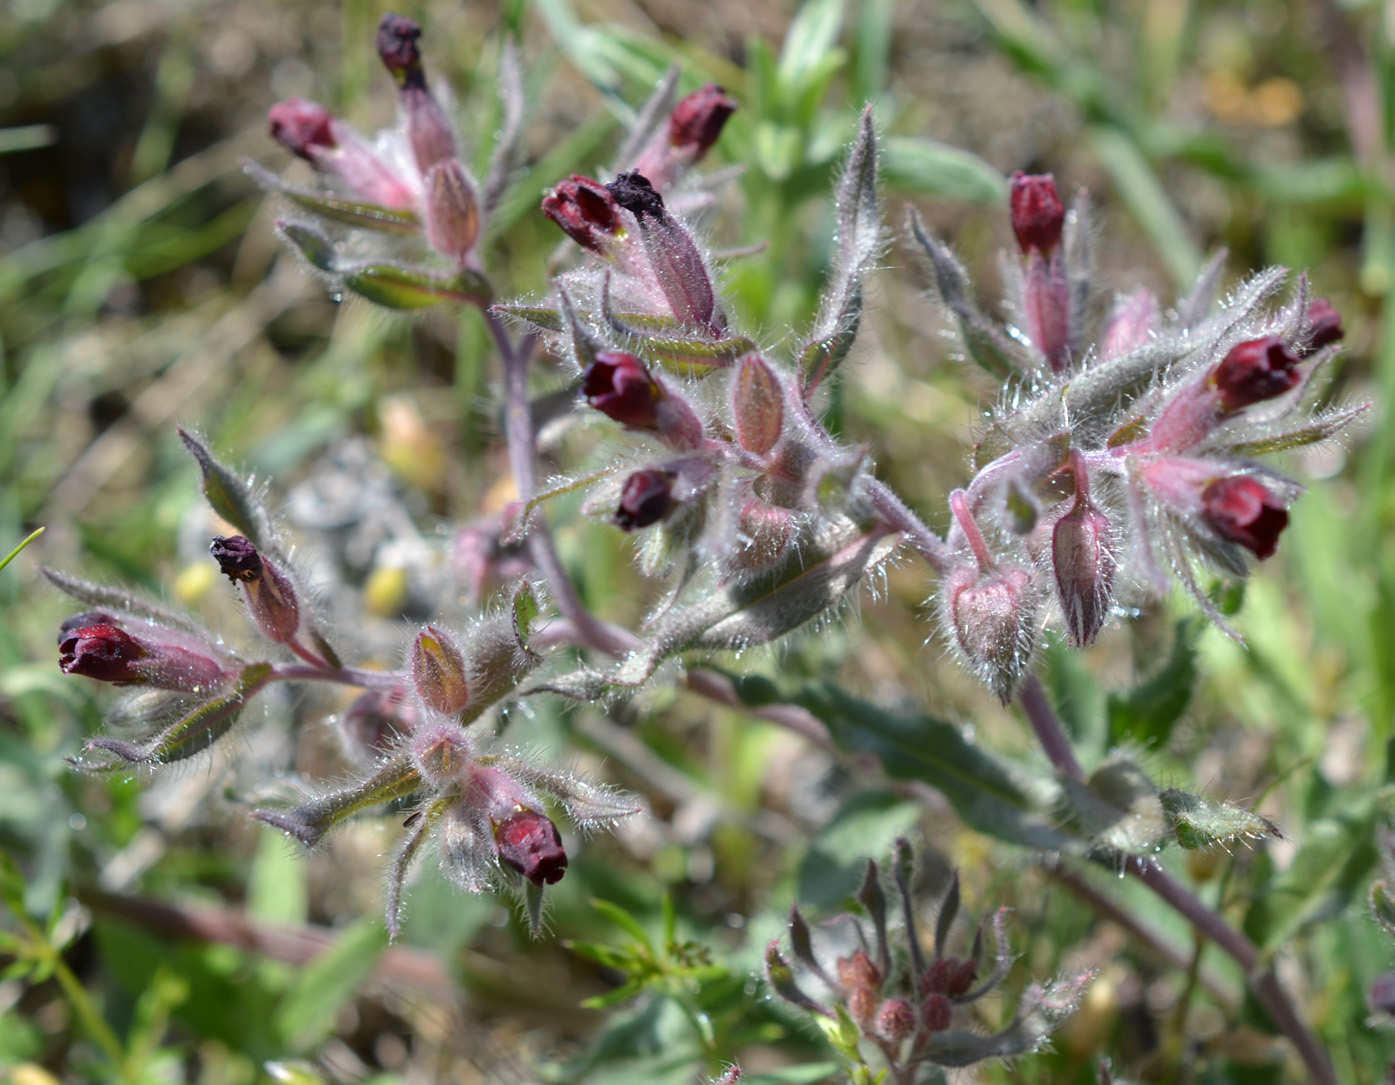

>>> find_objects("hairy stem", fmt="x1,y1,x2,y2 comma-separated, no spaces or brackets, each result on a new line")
1020,673,1336,1085
485,307,635,656
863,478,950,575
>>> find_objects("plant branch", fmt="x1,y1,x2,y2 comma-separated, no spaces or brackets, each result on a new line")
1020,673,1336,1085
485,307,635,656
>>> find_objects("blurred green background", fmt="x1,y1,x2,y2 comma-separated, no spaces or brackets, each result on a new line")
2,0,1393,1081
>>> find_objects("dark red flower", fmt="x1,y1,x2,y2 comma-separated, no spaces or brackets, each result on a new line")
1009,172,1065,255
1212,335,1302,412
668,84,737,160
376,13,424,87
583,352,661,429
494,809,568,885
541,175,622,254
210,534,263,581
615,469,676,531
59,623,147,683
1201,476,1289,559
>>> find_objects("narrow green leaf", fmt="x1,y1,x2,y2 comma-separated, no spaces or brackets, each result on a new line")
883,136,1006,204
43,566,205,637
1106,619,1201,748
591,898,653,951
278,918,389,1047
0,527,43,574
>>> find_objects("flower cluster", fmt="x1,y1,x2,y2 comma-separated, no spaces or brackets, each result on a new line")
767,841,1092,1077
915,173,1361,700
48,430,639,937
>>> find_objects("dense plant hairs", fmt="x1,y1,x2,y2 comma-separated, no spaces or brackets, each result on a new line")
44,13,1364,1083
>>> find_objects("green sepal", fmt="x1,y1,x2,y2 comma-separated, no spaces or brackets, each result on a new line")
343,263,492,309
277,220,337,272
1160,788,1281,850
245,162,420,234
178,427,279,554
253,756,423,846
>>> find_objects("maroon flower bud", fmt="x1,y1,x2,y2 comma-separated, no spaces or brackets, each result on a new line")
1302,296,1344,354
733,354,784,457
1052,454,1116,647
494,808,568,886
1369,972,1395,1017
267,99,337,160
615,469,676,531
59,619,228,692
836,950,881,991
1009,172,1065,255
376,13,425,88
608,171,721,335
922,992,953,1033
875,998,916,1044
923,956,979,997
1200,476,1289,559
210,536,301,645
410,625,470,715
59,623,147,684
423,160,479,266
210,534,263,581
1211,335,1302,413
542,175,623,254
731,501,795,572
583,352,661,428
667,84,737,160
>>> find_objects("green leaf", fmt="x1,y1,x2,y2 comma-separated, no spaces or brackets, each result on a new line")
178,427,278,553
777,0,846,93
342,264,491,310
591,897,654,951
278,918,389,1048
1107,619,1201,748
882,137,1006,204
730,677,1072,850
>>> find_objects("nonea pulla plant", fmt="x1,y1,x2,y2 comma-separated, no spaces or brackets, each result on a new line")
42,13,1364,1083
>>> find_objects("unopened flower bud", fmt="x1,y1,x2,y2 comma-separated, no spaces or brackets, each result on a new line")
410,719,471,788
58,619,227,692
423,160,479,266
210,535,301,645
615,469,676,531
494,808,568,885
733,354,784,456
732,501,795,572
377,14,455,172
668,84,737,161
542,175,622,254
268,99,337,160
847,985,878,1026
607,171,721,335
583,352,661,428
1052,458,1116,647
267,100,416,209
411,626,470,715
836,950,881,991
338,688,414,765
922,992,953,1032
1211,335,1302,413
923,956,977,998
1200,476,1289,559
1100,289,1158,361
946,563,1036,704
1302,296,1344,354
1009,172,1065,256
876,998,916,1044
